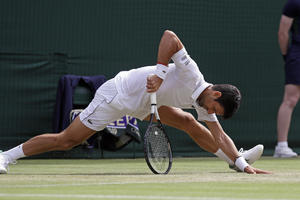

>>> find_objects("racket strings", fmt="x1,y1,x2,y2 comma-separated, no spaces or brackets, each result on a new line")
147,125,170,172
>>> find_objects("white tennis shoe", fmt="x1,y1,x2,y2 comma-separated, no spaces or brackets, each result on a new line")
229,144,264,172
273,146,298,158
0,154,12,174
0,154,9,174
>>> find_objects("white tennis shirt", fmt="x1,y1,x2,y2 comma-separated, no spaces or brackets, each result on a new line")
114,48,218,122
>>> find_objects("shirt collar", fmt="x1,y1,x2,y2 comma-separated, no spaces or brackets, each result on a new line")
191,82,212,101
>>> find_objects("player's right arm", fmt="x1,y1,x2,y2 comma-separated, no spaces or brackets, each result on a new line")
157,30,184,66
278,15,293,58
147,30,184,93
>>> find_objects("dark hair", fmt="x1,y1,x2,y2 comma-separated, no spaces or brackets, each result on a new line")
211,84,241,119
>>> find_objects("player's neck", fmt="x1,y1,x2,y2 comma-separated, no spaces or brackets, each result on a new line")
197,86,211,106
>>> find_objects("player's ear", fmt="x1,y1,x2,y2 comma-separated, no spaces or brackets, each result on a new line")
213,91,222,98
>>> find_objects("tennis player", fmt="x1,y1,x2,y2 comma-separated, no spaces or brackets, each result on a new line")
0,30,271,174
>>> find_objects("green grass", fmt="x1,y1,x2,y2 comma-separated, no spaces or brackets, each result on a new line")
0,157,300,200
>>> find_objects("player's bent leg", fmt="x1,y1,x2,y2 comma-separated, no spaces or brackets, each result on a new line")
23,116,97,156
0,117,97,174
3,103,125,174
155,106,264,172
157,106,218,153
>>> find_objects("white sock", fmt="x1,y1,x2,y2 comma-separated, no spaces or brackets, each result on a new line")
214,148,234,165
2,144,26,162
277,141,288,147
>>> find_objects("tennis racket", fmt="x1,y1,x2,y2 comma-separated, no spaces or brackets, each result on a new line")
144,92,173,174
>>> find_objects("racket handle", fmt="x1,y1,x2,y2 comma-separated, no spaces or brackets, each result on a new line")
150,92,157,105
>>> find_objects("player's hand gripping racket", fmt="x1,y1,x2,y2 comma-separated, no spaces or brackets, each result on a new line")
144,92,173,174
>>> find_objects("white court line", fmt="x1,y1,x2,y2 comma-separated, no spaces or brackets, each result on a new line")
1,181,142,188
0,180,198,188
0,193,294,200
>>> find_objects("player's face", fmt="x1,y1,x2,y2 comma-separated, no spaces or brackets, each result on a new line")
203,99,224,116
198,91,224,116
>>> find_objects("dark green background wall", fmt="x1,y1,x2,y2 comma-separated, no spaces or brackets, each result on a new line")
0,0,298,158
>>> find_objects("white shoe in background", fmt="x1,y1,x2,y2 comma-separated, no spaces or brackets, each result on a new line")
273,146,298,158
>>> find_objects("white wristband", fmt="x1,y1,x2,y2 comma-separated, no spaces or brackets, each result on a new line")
235,156,249,172
154,64,168,80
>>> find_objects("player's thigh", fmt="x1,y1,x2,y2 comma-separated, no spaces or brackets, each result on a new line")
158,106,195,129
60,116,96,143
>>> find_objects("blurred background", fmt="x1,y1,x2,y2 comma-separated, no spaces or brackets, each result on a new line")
0,0,298,158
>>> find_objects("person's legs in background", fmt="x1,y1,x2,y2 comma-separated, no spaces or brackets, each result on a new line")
274,84,300,158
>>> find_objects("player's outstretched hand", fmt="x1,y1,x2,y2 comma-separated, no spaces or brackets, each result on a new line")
244,166,272,174
147,74,163,93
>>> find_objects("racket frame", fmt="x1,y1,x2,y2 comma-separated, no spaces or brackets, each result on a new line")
144,92,173,174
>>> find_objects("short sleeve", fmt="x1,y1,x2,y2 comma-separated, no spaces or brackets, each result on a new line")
283,0,300,18
171,48,192,71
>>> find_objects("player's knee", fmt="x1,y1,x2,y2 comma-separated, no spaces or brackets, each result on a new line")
62,139,81,150
59,141,75,151
55,133,81,151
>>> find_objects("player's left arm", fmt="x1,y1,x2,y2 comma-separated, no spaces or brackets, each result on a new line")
205,120,240,163
205,120,272,174
147,30,184,93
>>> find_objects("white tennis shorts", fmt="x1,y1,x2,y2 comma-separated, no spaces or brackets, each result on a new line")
79,78,128,131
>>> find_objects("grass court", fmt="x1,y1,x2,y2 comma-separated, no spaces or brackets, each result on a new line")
0,157,300,200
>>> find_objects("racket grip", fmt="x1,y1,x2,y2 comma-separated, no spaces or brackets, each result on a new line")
150,92,157,105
